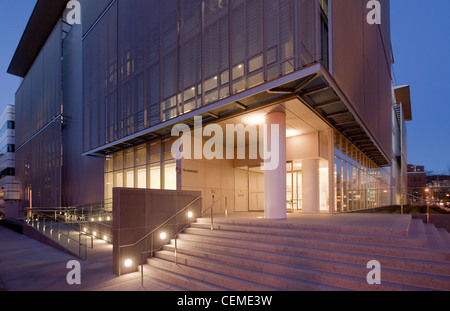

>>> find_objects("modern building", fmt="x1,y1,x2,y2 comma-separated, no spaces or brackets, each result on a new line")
0,105,21,218
407,164,427,199
8,0,412,219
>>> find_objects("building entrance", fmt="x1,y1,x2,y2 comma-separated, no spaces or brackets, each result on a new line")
287,161,303,211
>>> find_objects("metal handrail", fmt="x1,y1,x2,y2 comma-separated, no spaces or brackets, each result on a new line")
120,196,202,249
27,211,94,259
136,198,221,287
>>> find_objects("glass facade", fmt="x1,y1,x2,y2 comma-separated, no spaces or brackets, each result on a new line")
104,139,177,199
334,131,390,213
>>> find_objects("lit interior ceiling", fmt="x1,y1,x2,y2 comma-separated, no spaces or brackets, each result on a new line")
95,70,390,167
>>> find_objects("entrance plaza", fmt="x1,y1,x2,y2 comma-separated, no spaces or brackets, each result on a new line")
1,212,449,291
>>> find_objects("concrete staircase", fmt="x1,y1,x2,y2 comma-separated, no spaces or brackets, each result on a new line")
145,214,450,291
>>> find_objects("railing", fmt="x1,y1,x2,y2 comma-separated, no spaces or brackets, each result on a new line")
119,196,220,286
26,210,94,260
25,199,113,259
403,192,445,223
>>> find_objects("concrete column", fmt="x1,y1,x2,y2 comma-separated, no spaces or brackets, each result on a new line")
264,111,286,219
302,159,320,214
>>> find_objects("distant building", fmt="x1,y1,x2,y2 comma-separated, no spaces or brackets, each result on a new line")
0,105,21,218
426,175,450,206
407,164,427,199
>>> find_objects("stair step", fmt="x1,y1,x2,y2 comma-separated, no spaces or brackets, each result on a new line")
177,230,450,277
154,250,350,291
196,214,411,237
183,226,450,262
164,241,450,291
437,228,450,250
145,262,230,291
140,215,450,291
423,224,450,252
148,256,282,291
156,248,438,291
191,219,428,249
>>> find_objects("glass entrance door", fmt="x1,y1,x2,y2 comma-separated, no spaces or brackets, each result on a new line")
287,162,302,211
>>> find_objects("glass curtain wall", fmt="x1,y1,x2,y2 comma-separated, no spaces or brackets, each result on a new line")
334,131,390,212
104,139,177,199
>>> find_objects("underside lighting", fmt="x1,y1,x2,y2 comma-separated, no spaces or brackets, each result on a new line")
243,114,266,125
286,129,303,138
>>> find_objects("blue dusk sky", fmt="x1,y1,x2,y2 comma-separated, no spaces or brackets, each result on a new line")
0,1,449,174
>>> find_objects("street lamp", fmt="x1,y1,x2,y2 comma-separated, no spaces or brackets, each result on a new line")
425,189,430,224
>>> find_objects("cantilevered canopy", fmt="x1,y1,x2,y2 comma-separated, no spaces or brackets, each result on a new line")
7,0,69,78
394,85,412,122
85,63,391,167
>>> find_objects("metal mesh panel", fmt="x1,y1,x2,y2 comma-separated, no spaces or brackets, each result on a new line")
83,2,117,151
82,0,321,151
16,119,62,208
15,22,63,208
15,22,62,148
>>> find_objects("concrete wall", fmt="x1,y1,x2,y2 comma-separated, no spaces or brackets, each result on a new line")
112,188,201,275
181,157,236,215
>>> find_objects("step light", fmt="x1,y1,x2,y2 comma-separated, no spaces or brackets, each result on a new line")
124,259,132,268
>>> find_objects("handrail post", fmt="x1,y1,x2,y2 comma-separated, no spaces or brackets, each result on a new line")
141,253,144,288
210,202,214,231
79,232,81,258
151,233,154,258
174,235,178,265
401,193,404,215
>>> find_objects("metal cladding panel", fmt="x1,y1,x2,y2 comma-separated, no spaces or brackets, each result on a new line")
80,0,114,36
332,0,393,161
16,119,62,208
15,22,62,148
83,2,118,152
82,0,322,153
14,21,63,208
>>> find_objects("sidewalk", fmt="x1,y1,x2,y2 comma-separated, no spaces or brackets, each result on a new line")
0,224,183,291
